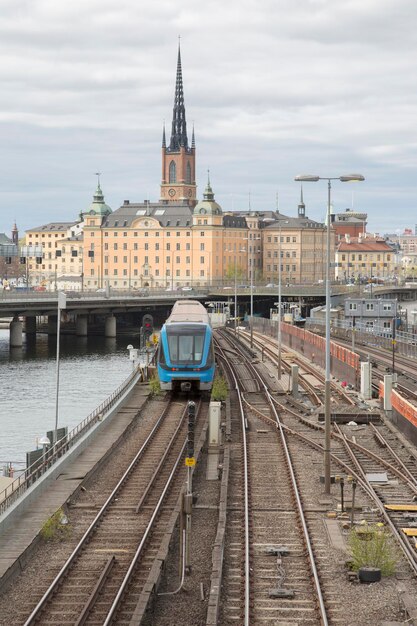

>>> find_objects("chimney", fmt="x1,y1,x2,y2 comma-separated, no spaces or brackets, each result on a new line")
345,234,351,244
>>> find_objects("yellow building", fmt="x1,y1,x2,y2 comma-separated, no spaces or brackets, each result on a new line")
262,194,332,285
336,234,397,281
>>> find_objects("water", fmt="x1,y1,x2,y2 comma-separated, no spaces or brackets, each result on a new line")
0,329,141,469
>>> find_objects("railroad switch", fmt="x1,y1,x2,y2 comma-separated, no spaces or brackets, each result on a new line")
265,546,290,556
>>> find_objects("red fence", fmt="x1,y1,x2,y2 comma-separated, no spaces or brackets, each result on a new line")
253,318,360,387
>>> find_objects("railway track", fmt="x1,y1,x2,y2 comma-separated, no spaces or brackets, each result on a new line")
215,330,329,625
233,327,417,581
23,395,208,626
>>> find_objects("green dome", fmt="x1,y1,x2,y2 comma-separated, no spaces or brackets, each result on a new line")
193,178,222,216
85,183,112,217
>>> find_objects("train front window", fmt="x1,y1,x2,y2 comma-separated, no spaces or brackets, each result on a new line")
166,325,206,365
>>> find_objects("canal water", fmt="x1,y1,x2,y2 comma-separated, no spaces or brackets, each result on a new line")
0,329,142,471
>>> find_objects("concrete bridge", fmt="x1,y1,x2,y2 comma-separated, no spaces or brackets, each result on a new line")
1,283,414,347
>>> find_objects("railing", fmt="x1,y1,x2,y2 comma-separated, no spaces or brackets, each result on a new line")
0,366,141,516
0,288,211,304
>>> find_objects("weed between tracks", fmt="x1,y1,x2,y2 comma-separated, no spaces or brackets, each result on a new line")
40,508,71,542
348,523,398,575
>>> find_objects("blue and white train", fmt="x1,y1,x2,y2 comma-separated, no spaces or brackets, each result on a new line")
157,300,215,392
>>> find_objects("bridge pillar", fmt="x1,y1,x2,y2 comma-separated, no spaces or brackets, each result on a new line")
48,315,57,335
104,315,116,338
10,316,23,347
76,314,88,337
24,316,37,335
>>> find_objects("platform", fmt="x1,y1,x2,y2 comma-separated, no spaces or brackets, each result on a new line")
0,383,150,591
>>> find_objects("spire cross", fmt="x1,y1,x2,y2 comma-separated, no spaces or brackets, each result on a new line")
95,172,101,188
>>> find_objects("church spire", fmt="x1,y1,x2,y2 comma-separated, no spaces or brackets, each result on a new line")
298,184,306,218
168,42,189,152
162,123,166,148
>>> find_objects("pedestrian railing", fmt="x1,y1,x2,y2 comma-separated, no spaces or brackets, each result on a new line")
0,366,141,516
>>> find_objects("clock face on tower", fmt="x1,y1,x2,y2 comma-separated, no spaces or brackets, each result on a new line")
168,188,176,197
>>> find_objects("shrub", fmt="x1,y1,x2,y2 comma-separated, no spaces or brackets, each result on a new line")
40,508,70,542
211,375,228,402
348,522,398,576
149,374,162,396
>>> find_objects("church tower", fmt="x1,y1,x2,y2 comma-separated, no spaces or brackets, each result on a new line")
160,44,197,208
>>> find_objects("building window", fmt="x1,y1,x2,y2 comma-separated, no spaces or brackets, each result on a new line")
134,243,138,250
155,243,159,250
155,256,159,264
123,256,127,263
114,256,118,263
169,160,176,183
114,243,118,250
123,243,127,250
145,243,149,250
200,232,205,237
167,243,171,251
366,303,374,311
176,243,181,250
200,256,204,264
200,243,205,251
104,243,109,251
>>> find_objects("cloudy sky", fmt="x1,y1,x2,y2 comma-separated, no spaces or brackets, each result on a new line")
0,0,416,235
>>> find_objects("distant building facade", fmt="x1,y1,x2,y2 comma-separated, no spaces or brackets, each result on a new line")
336,233,397,281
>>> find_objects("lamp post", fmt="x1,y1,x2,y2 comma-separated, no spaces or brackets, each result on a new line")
294,174,364,494
54,291,67,445
277,219,282,380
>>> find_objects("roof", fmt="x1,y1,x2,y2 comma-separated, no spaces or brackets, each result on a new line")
338,237,393,252
167,300,209,324
0,233,12,245
26,222,75,233
264,212,324,230
102,202,194,228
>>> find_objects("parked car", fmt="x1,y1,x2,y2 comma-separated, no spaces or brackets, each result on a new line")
138,288,149,296
181,286,193,292
223,286,232,290
265,283,276,288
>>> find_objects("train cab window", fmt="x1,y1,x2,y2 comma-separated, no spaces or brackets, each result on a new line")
166,325,206,365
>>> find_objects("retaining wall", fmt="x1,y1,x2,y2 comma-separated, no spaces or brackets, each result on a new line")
379,382,417,447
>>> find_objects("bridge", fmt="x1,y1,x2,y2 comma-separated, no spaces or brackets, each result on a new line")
1,283,415,347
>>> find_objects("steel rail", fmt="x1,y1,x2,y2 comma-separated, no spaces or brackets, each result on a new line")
249,328,357,406
333,423,417,576
216,330,329,626
218,329,329,625
214,338,251,626
102,435,190,624
23,395,187,626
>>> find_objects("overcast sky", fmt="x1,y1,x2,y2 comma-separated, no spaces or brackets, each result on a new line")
0,0,416,235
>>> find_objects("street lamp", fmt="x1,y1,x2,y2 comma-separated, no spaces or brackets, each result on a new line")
277,219,282,380
127,344,138,370
54,292,67,445
294,174,365,494
39,435,51,467
234,247,246,334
